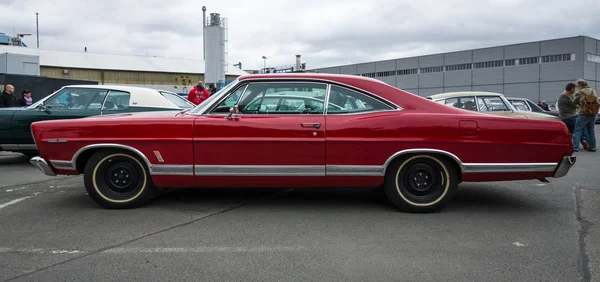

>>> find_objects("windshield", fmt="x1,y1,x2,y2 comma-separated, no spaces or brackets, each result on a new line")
159,91,194,109
188,79,239,114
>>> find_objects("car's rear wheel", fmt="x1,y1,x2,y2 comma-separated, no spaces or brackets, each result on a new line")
84,150,155,209
384,154,459,213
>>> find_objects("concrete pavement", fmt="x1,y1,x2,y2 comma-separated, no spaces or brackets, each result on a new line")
0,136,599,281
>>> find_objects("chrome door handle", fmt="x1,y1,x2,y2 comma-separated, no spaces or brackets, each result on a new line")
301,122,321,129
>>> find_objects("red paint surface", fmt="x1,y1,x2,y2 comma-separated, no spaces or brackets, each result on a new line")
30,74,575,188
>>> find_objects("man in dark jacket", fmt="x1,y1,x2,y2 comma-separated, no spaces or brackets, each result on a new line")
0,84,17,107
558,83,588,146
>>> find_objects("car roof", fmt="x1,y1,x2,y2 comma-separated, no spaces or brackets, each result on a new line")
427,91,504,100
54,84,187,109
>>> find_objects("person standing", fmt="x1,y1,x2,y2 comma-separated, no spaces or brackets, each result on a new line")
16,89,33,107
558,83,589,147
572,79,599,152
208,84,217,95
187,81,210,105
0,84,17,107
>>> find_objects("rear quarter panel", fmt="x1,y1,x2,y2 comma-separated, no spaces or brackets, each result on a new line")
327,110,572,168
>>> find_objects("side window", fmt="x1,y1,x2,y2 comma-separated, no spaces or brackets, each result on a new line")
45,88,109,110
326,85,392,114
102,91,131,111
477,96,510,112
219,82,327,115
211,84,248,113
443,97,477,111
510,100,529,111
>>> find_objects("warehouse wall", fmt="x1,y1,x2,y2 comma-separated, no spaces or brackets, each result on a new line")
311,36,595,105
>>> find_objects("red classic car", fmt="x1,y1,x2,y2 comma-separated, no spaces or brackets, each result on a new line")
29,73,576,213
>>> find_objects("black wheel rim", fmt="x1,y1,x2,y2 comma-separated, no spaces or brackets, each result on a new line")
397,158,447,204
105,162,138,192
94,155,145,201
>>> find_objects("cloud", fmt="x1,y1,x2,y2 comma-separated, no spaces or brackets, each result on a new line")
1,0,599,70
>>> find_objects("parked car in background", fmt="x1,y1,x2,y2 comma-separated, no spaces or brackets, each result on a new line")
29,73,575,213
0,85,195,157
505,97,560,117
426,92,561,121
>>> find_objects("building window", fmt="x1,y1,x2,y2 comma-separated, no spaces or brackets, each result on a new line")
505,59,516,66
397,68,418,75
445,63,472,71
360,73,376,78
541,53,573,63
376,71,396,77
473,60,503,69
518,57,538,65
587,53,600,63
420,66,443,73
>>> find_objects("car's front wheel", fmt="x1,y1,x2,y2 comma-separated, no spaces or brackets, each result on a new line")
384,154,459,213
83,149,156,209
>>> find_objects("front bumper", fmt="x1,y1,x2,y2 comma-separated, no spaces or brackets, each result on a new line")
553,156,576,178
30,156,56,176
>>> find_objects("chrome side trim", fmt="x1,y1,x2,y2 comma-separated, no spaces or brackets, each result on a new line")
30,157,56,176
463,163,557,173
18,144,38,150
194,165,325,176
0,144,38,151
151,165,194,176
50,160,75,170
0,144,20,150
47,139,68,143
553,156,576,178
382,149,465,174
326,165,384,176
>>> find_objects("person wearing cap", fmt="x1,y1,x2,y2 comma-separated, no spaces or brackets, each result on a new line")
187,81,210,105
16,89,33,107
572,79,599,152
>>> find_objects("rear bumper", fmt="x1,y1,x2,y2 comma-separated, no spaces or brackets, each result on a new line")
30,156,56,176
553,156,576,178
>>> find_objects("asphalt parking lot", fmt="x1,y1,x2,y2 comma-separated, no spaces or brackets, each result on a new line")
1,131,599,282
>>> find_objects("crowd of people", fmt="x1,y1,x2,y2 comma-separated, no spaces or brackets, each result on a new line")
557,79,599,152
0,84,34,107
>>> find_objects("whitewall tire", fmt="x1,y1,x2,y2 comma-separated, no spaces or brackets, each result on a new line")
84,150,156,209
384,154,459,213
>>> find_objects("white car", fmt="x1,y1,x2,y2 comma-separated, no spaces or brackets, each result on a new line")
426,91,561,121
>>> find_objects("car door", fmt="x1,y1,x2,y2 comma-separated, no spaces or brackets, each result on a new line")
10,87,108,145
324,84,398,187
192,81,327,187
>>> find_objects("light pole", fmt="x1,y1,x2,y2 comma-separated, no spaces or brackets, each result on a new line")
202,6,206,60
262,56,267,68
36,12,39,48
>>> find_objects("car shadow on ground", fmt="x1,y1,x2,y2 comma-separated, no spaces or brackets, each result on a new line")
140,184,544,213
50,182,548,213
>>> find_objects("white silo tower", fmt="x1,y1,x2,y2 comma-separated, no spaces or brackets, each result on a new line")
204,12,228,88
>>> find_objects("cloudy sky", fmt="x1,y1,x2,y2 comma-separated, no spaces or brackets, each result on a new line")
2,0,599,70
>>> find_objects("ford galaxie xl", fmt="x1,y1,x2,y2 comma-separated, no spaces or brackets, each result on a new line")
29,73,576,213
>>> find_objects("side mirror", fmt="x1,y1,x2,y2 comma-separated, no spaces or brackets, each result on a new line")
225,105,240,120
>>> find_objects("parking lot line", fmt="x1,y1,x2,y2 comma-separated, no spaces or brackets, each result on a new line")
0,196,33,210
